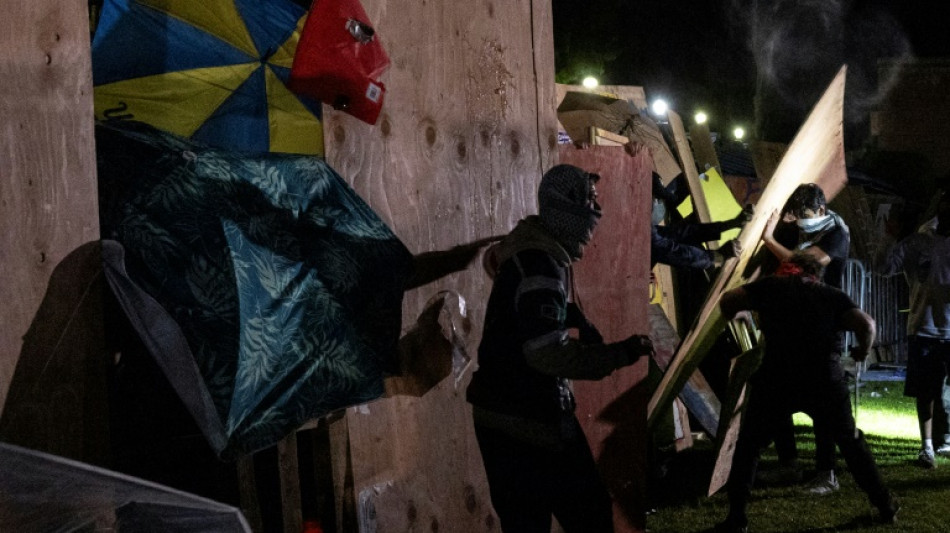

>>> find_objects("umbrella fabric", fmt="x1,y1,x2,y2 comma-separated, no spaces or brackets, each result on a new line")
0,442,252,532
96,120,413,457
92,0,324,156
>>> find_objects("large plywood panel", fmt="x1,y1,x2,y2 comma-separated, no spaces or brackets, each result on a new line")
0,1,99,409
561,145,651,533
648,66,849,428
323,0,557,530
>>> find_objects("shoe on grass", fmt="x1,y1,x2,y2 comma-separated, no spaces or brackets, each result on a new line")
802,469,839,495
877,492,900,524
936,442,950,457
917,448,936,469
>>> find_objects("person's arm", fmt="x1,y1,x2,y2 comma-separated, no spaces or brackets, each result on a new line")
405,235,503,290
840,308,876,362
761,209,796,263
652,224,716,269
512,251,653,379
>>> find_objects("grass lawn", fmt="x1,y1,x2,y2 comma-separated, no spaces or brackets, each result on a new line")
646,380,950,532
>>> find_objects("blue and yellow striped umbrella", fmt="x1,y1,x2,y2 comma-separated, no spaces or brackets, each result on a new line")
92,0,324,156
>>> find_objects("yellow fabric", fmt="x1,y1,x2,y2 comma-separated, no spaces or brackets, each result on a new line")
139,0,258,57
676,167,743,245
266,68,325,155
269,15,307,69
94,64,259,136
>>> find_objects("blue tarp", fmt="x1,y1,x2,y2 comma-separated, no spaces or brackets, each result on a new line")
96,121,412,457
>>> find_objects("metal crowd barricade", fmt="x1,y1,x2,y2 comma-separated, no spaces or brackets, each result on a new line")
842,258,908,370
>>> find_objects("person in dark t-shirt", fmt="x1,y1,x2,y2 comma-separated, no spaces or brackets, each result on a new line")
759,183,850,494
712,253,897,533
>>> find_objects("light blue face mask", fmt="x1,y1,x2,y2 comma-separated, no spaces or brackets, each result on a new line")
651,199,667,225
796,213,832,233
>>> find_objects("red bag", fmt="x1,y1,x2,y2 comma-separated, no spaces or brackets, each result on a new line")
289,0,390,125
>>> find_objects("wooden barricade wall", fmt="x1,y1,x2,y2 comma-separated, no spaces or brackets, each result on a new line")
0,1,100,413
323,1,558,530
561,146,652,533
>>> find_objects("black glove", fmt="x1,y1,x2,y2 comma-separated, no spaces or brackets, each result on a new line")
614,334,655,366
726,203,754,230
720,238,742,259
566,302,604,344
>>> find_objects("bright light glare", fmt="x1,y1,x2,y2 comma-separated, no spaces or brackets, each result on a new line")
582,76,598,89
651,99,668,116
694,112,708,125
733,127,745,140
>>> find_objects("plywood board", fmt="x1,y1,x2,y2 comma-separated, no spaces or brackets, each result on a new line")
323,1,557,531
561,145,651,533
0,0,99,412
647,66,849,429
689,122,721,176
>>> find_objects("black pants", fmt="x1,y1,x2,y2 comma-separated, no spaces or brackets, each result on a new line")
773,411,836,471
727,376,890,521
474,414,614,533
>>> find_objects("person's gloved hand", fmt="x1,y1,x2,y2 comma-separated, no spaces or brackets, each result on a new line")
728,204,754,229
614,334,655,366
566,302,603,344
720,238,742,259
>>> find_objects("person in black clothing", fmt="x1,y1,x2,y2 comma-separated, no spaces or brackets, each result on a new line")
467,164,655,533
713,252,898,533
759,183,851,494
650,172,750,269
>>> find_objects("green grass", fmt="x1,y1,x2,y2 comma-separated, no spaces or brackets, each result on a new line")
647,381,950,532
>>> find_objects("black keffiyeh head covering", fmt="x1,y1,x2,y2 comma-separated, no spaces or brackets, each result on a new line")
538,164,602,259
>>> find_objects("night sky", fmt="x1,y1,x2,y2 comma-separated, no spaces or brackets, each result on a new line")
553,0,950,146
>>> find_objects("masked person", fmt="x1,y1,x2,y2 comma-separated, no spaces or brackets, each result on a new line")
714,252,898,533
467,164,655,532
877,187,950,469
758,183,850,494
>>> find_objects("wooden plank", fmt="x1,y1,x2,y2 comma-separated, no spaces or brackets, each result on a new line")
689,122,721,176
278,433,303,533
561,145,651,533
648,304,720,438
647,66,850,429
0,0,99,412
592,127,630,146
668,110,713,225
237,456,264,533
707,345,763,496
323,0,556,531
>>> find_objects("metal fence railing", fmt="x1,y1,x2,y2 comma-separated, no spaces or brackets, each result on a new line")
842,259,908,367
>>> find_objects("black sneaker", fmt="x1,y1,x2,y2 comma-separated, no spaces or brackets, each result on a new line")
877,493,900,525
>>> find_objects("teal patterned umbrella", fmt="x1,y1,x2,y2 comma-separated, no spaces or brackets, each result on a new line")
96,120,412,457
